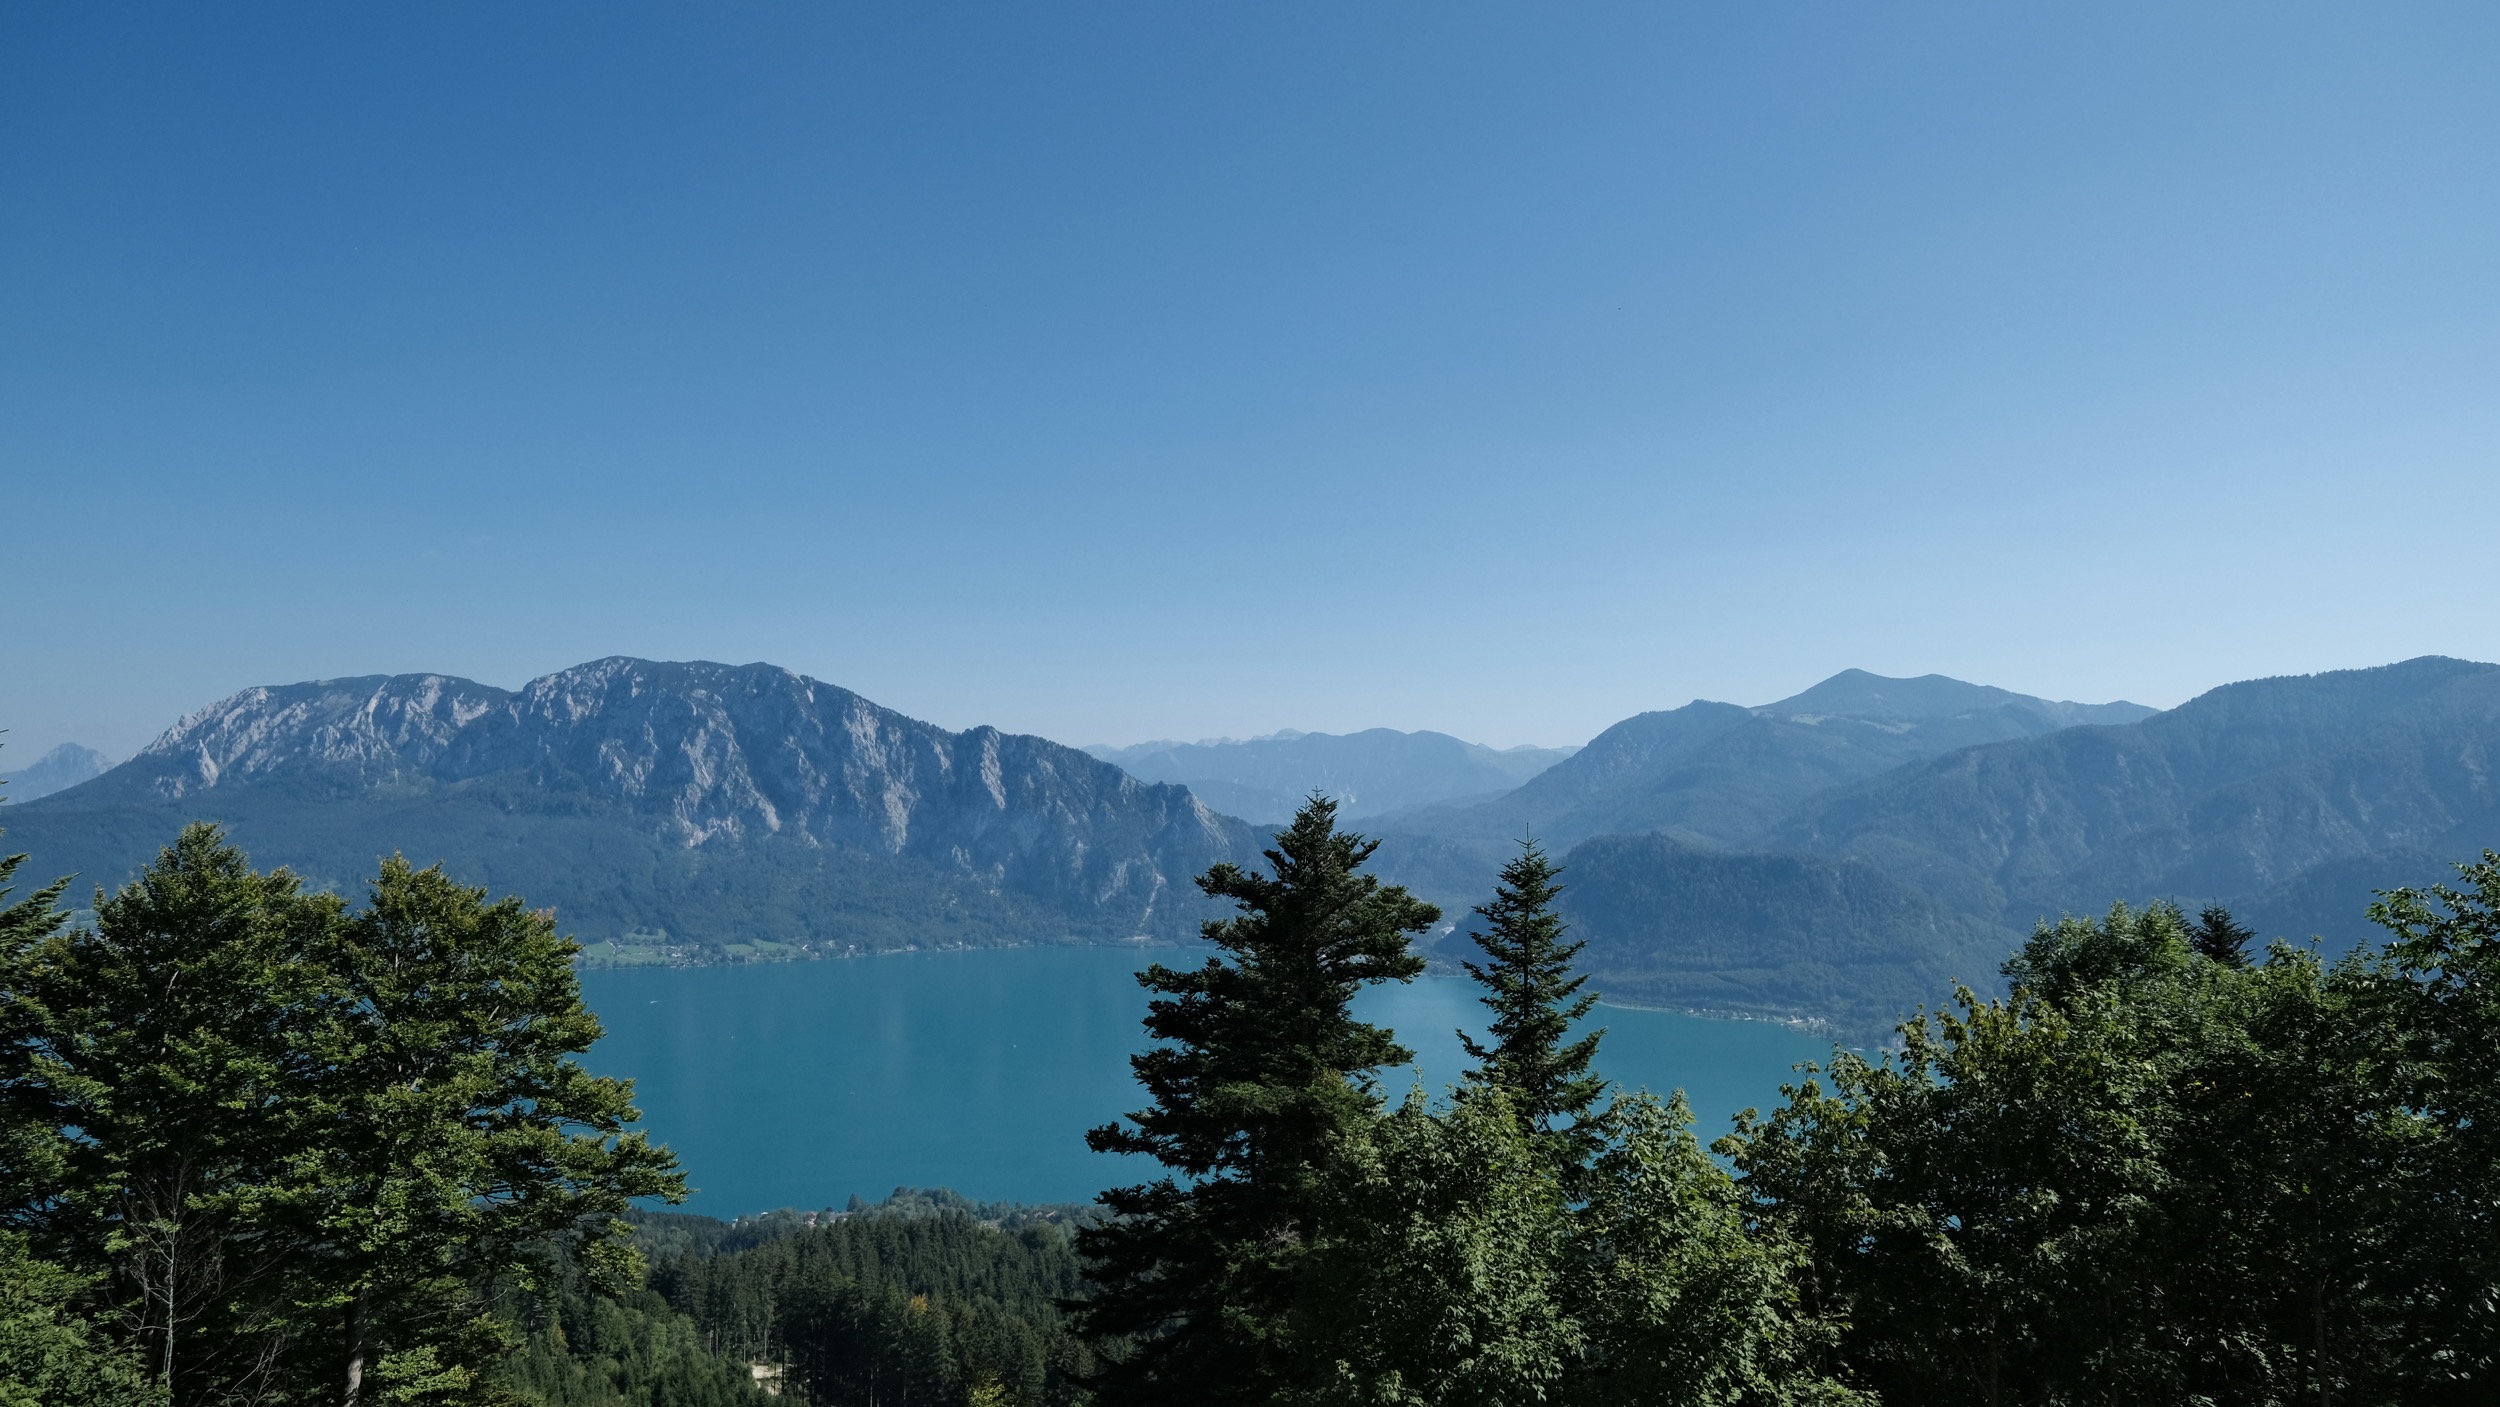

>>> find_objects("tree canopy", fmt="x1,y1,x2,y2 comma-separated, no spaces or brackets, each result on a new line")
0,825,682,1407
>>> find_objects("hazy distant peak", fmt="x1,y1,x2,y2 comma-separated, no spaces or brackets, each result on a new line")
1763,669,2155,727
1090,727,1578,824
0,742,113,802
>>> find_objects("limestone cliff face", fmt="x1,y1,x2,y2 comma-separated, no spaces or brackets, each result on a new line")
71,658,1255,940
132,673,506,797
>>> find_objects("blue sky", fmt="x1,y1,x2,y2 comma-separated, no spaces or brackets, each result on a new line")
5,3,2496,758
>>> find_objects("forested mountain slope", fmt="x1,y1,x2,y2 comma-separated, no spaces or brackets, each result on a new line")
1544,834,2009,1031
1775,655,2500,951
7,658,1258,957
1395,661,2496,1033
1391,670,2155,855
1089,728,1573,824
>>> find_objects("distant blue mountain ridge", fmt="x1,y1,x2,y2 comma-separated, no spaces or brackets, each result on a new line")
5,657,2492,1036
0,742,111,802
1086,729,1578,824
1380,659,2498,1033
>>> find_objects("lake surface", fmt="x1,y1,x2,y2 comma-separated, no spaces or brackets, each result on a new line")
580,947,1835,1215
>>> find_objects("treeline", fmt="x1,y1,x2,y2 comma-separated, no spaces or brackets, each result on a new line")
496,1267,767,1407
7,800,2498,1405
637,1196,1094,1406
1075,797,2500,1405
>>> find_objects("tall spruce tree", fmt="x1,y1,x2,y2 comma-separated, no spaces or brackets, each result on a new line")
1078,796,1438,1407
1459,840,1606,1163
2188,904,2255,967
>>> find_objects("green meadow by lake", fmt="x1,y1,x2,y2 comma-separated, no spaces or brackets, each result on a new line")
581,946,1835,1214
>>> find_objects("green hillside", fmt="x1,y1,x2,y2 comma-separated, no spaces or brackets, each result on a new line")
1388,671,2155,853
1777,656,2500,951
1544,834,2009,1035
1404,660,2499,1034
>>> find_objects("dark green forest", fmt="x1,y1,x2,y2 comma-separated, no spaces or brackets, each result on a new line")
3,799,2496,1404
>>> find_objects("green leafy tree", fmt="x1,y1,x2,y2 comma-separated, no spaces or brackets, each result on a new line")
1078,796,1438,1407
1285,1089,1580,1407
0,1229,162,1407
1732,900,2452,1405
1575,1093,1859,1407
0,826,688,1406
0,824,338,1404
1457,840,1606,1168
1728,981,2172,1404
2367,850,2500,1389
298,855,687,1406
2008,903,2432,1402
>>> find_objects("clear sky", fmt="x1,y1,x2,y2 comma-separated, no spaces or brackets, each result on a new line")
5,3,2496,758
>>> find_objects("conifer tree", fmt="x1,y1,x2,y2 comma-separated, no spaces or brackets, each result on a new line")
1459,839,1606,1163
2188,904,2255,967
1078,796,1438,1407
0,833,163,1406
0,831,77,1224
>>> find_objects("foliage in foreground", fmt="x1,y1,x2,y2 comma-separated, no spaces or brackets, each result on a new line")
1080,801,1859,1406
1078,796,1440,1406
0,1228,163,1407
1080,797,2500,1406
8,797,2499,1406
1726,861,2500,1405
0,824,681,1406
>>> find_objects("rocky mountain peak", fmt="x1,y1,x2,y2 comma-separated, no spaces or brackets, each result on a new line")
30,659,1256,946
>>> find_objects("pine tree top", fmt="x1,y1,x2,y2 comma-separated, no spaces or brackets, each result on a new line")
1459,839,1606,1150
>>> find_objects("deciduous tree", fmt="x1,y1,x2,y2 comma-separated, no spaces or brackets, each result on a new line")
299,856,685,1405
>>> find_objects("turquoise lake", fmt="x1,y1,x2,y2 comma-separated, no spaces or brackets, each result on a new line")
580,947,1836,1215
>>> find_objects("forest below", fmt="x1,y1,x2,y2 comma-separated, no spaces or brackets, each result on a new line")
3,797,2497,1405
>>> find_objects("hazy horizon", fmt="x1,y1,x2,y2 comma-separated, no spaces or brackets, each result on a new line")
6,651,2313,763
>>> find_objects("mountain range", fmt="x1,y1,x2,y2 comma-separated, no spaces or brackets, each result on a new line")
3,659,1255,960
6,656,2494,1036
1389,671,2155,852
1395,658,2496,1032
1087,730,1576,824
